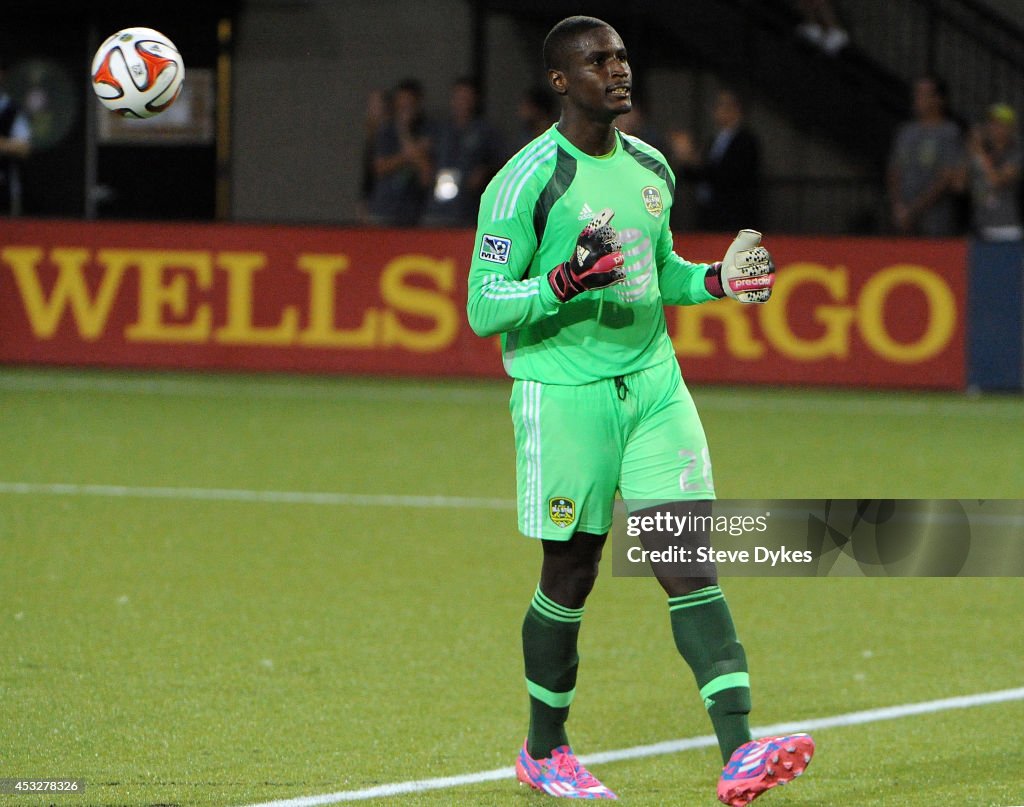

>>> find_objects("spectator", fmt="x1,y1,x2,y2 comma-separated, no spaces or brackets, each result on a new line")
0,54,32,216
512,84,557,153
794,0,850,55
422,76,503,227
888,75,965,237
367,78,432,227
963,103,1021,242
357,87,390,224
670,88,761,232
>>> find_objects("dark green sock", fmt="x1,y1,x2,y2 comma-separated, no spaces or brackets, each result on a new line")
522,586,584,759
668,585,752,763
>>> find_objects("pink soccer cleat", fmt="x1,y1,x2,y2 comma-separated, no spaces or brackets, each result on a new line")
516,740,618,799
717,733,815,806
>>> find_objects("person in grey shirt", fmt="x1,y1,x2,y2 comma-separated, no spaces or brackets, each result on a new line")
367,79,432,227
963,103,1022,242
421,77,503,228
888,75,964,237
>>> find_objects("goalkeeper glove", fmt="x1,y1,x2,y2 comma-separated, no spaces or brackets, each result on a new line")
705,229,776,304
548,207,626,302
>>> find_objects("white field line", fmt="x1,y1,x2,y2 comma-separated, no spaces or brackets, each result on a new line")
237,686,1024,806
3,482,1023,529
0,373,506,405
0,481,515,510
1,372,1022,419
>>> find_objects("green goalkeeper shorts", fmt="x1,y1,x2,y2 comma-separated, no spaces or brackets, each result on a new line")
509,357,715,540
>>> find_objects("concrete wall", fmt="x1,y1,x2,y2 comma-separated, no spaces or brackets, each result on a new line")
638,68,876,234
832,0,1024,123
232,0,474,224
228,1,875,231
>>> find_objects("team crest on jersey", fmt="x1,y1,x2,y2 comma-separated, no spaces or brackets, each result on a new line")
642,186,663,217
549,497,576,528
479,234,512,264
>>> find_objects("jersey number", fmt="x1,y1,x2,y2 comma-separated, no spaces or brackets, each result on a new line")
678,447,713,493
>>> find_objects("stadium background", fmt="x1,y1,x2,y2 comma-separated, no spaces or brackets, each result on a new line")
1,2,1023,806
2,0,1021,233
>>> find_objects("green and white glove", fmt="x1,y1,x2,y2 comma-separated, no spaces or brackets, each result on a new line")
705,229,776,304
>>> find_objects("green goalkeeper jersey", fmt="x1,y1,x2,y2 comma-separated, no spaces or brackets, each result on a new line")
467,124,716,385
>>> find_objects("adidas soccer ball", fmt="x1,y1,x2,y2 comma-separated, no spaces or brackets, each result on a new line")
90,27,184,119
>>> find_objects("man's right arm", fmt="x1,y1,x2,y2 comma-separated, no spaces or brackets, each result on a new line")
466,226,561,338
467,209,626,337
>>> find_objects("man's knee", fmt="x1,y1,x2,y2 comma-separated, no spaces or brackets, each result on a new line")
655,574,718,598
540,531,606,608
631,500,717,597
563,557,602,597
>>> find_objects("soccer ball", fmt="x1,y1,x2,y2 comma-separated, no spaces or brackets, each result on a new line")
91,27,184,119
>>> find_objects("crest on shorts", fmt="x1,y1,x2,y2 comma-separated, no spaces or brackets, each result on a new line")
642,186,663,217
549,497,576,528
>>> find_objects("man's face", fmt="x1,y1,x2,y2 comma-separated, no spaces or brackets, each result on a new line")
913,79,942,119
552,26,632,122
451,83,477,120
394,88,421,122
713,92,741,130
987,118,1013,147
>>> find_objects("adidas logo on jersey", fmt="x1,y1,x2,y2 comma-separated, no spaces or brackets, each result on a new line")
577,203,594,221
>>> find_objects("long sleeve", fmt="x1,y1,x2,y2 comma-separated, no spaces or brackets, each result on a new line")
466,153,563,337
654,213,718,307
467,257,561,337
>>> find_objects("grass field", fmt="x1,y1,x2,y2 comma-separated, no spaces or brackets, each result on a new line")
1,366,1023,807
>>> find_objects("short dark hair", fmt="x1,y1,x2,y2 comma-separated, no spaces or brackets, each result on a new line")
394,77,423,98
454,75,480,94
542,15,611,71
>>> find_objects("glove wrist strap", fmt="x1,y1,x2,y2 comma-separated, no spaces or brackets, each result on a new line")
548,263,576,303
704,264,725,299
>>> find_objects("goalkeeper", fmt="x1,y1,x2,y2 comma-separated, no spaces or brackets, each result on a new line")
466,14,814,805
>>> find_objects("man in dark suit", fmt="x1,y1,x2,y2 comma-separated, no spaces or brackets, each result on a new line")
0,54,32,216
671,89,761,232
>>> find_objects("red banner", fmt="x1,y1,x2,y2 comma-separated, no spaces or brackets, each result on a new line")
0,219,966,388
671,233,966,388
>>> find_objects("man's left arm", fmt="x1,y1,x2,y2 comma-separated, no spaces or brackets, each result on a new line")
655,215,718,306
657,218,775,306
